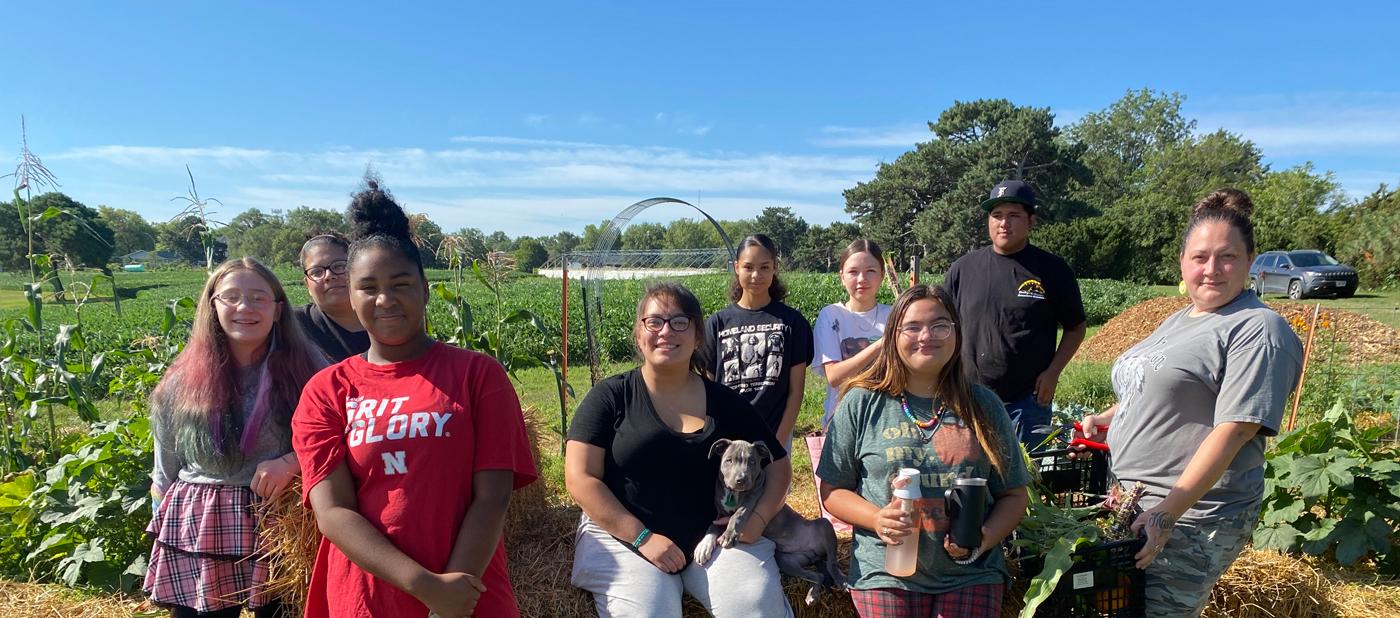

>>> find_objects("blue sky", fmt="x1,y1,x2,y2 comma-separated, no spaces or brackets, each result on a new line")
4,1,1398,237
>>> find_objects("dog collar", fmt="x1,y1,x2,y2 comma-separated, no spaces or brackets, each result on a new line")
722,490,738,511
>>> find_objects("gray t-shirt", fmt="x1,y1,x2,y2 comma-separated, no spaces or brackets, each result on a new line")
1106,291,1302,523
152,366,292,492
816,385,1031,593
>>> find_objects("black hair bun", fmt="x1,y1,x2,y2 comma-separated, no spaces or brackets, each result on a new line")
1192,188,1254,220
347,177,411,242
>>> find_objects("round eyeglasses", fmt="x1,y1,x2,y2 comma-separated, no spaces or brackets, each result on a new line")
640,315,692,333
304,260,348,281
897,320,956,340
214,290,275,307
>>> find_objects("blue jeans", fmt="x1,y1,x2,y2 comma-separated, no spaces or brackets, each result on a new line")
1003,394,1052,451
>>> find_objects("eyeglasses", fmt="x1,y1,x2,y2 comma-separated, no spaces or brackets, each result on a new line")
897,320,956,340
214,290,276,307
640,315,693,333
304,260,348,281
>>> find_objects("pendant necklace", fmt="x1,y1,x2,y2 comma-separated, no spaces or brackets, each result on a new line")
900,392,947,442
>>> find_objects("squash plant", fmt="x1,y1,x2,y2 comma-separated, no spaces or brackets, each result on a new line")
1254,398,1400,572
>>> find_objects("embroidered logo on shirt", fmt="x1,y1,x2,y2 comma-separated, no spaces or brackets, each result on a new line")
1017,279,1047,300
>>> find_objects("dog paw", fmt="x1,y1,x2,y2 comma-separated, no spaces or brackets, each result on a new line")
718,528,739,549
694,534,718,565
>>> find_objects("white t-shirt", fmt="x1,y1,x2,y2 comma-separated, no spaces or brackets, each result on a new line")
811,302,891,426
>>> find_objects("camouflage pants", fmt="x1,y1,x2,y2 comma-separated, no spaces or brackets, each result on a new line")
1143,504,1259,618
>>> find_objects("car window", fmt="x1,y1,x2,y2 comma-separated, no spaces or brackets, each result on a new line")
1291,253,1339,267
1261,255,1277,268
1253,255,1270,268
1276,256,1291,268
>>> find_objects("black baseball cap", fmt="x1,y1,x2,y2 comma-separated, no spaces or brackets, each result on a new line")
980,180,1037,214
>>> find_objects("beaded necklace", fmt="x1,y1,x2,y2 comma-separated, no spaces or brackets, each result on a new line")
899,392,947,442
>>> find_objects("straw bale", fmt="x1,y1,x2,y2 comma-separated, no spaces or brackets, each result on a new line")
0,581,154,617
1204,548,1331,618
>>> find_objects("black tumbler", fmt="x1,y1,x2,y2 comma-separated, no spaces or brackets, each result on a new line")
944,477,989,550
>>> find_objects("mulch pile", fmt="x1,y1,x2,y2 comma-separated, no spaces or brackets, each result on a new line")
1080,296,1400,364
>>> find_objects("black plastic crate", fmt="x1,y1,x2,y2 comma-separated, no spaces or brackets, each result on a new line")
1031,447,1109,498
1022,537,1147,617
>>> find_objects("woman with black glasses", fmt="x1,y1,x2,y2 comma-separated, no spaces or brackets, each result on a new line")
565,282,794,617
295,232,370,362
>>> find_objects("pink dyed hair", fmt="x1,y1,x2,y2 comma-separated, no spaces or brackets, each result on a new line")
151,257,323,458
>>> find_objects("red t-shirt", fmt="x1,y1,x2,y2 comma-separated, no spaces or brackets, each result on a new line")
293,342,537,618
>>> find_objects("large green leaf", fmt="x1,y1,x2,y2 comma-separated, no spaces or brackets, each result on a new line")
1290,455,1333,499
1019,536,1083,617
1253,522,1302,552
1261,496,1306,526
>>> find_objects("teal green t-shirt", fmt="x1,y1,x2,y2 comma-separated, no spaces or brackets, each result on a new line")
815,385,1030,594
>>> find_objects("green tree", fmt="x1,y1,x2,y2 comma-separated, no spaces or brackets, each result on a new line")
284,207,346,234
225,208,278,233
23,193,116,268
845,99,1090,271
663,218,721,250
1334,184,1400,288
486,230,514,252
1247,163,1346,253
448,227,489,261
791,221,862,272
159,216,225,265
620,222,665,250
410,214,445,268
226,222,287,265
542,230,581,262
514,237,549,272
1118,130,1267,282
0,200,31,271
752,207,809,260
98,206,158,257
579,220,616,251
1067,89,1195,211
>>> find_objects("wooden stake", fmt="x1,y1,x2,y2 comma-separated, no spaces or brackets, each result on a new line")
1287,303,1322,432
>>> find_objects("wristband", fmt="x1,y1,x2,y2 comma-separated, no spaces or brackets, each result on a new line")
632,527,652,549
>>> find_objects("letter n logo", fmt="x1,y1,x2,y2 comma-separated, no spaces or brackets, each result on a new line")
382,451,407,475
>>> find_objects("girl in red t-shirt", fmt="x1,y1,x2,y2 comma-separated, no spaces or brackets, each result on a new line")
292,178,537,618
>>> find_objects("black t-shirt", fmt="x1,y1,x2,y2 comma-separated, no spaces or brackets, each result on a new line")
293,303,371,363
700,301,814,433
944,244,1086,402
566,369,787,558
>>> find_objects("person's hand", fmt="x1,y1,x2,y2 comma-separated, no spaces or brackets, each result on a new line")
713,512,767,545
1130,506,1178,569
639,532,686,573
1068,413,1107,460
418,571,486,618
1033,368,1062,406
874,500,914,546
250,454,298,498
943,525,992,561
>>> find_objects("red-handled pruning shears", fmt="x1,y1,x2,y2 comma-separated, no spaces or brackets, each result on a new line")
1070,421,1111,452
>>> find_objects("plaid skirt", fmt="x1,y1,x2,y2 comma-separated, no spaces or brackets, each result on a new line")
143,480,274,611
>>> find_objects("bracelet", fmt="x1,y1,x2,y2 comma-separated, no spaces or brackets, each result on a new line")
632,527,652,549
953,546,985,566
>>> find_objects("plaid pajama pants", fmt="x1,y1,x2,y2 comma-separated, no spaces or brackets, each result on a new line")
849,583,1004,618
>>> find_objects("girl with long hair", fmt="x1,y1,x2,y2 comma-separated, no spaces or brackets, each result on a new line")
566,282,794,617
811,239,891,428
817,285,1030,618
292,179,536,618
702,234,813,447
144,257,324,618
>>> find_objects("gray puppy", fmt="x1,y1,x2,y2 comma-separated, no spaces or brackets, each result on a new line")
693,439,845,605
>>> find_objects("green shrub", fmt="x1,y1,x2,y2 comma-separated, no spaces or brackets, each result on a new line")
1054,362,1114,410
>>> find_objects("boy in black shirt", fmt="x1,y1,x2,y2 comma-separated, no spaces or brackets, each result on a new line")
944,180,1087,449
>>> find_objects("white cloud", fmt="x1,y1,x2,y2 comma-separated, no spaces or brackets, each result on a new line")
1192,92,1400,154
47,137,875,236
811,124,930,148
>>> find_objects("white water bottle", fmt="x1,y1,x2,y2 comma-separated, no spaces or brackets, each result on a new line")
884,468,921,577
